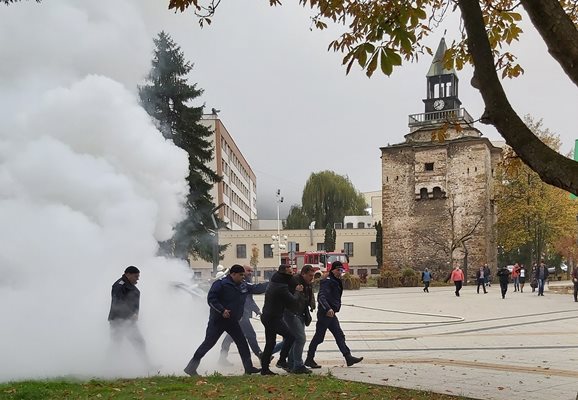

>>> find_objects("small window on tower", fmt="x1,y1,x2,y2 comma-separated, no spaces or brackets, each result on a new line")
425,162,434,171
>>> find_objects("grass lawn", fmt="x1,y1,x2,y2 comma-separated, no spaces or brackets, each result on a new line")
0,374,472,400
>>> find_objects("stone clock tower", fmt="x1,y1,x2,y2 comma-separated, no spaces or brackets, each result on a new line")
380,38,502,278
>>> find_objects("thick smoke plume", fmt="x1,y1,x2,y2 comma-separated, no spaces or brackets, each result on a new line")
0,1,212,381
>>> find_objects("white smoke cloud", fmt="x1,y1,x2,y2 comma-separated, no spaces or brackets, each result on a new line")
0,1,214,381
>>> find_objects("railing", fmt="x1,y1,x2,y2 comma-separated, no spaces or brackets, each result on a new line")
408,108,474,128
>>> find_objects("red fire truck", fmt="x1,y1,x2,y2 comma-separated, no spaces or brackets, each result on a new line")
281,251,350,278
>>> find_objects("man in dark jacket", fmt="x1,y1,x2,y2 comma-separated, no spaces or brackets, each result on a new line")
283,264,316,374
496,266,511,299
184,265,266,376
537,260,549,296
260,264,303,375
108,266,149,363
305,261,363,369
219,266,265,365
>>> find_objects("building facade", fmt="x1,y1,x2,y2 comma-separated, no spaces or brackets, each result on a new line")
190,225,379,280
201,114,257,230
380,38,502,278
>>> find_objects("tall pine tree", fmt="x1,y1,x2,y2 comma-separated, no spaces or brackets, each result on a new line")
139,31,221,261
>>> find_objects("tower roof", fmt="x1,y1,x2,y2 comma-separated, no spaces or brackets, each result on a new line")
426,38,456,77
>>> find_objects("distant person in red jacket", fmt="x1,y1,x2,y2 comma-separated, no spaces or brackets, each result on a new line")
450,266,465,297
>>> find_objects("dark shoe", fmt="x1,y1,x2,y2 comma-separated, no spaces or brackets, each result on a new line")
276,359,290,371
184,358,200,376
261,368,277,376
292,365,312,374
304,358,322,369
345,354,363,367
244,366,261,375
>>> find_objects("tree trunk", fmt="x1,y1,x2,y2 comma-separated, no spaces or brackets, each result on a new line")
521,0,578,87
457,0,578,195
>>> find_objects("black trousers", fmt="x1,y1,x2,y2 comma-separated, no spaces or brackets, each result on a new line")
454,281,463,296
423,281,430,292
260,314,295,369
477,278,487,293
307,311,351,359
221,316,261,356
188,316,253,370
573,282,578,301
500,281,508,298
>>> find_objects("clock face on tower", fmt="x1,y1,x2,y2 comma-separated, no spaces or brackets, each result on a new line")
433,99,445,111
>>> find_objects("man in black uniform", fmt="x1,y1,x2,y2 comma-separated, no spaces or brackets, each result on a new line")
219,266,264,365
108,266,150,365
260,264,303,375
305,261,363,369
184,265,266,376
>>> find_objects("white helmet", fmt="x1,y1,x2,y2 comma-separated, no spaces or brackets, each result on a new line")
215,268,229,280
216,264,225,272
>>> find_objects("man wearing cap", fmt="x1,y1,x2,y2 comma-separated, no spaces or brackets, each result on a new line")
184,265,266,376
219,266,265,365
108,266,150,364
305,261,363,369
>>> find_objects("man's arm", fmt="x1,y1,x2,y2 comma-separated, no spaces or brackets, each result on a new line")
207,280,226,314
247,282,268,295
317,280,332,311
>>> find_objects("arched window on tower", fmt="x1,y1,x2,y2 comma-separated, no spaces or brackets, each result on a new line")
420,188,428,200
433,187,444,199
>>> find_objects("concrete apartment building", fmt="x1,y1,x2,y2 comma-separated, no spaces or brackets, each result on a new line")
200,114,257,230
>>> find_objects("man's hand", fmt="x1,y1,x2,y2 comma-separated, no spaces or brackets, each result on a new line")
295,284,304,292
222,309,231,319
326,309,335,318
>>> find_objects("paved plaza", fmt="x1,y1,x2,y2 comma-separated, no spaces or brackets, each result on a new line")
222,281,578,400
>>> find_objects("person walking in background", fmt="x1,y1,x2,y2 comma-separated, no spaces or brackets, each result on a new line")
476,266,487,294
450,266,465,297
483,264,491,287
219,266,266,366
519,264,526,293
537,260,549,296
497,266,511,299
108,266,152,368
184,265,264,376
570,266,578,303
305,261,363,369
512,263,521,292
421,268,432,293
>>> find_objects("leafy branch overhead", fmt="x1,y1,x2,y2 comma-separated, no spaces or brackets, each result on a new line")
169,0,578,195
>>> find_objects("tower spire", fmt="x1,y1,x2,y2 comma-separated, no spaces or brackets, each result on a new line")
426,37,456,77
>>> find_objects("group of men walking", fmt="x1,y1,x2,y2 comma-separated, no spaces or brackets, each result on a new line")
184,261,363,376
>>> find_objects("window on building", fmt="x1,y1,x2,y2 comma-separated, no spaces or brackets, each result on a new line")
371,268,380,274
346,222,354,229
370,241,377,256
357,222,365,229
317,243,325,251
334,223,343,229
236,244,247,258
295,243,300,252
420,187,428,200
433,186,444,199
425,162,434,171
193,271,202,278
357,268,368,276
263,244,273,258
344,242,354,257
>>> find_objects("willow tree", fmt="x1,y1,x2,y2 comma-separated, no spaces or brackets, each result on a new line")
168,0,578,195
496,116,578,266
285,170,367,229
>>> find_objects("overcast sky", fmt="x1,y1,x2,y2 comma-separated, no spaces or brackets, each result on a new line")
6,0,577,218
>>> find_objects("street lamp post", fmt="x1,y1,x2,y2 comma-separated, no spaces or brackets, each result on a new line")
270,189,286,266
210,203,226,276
